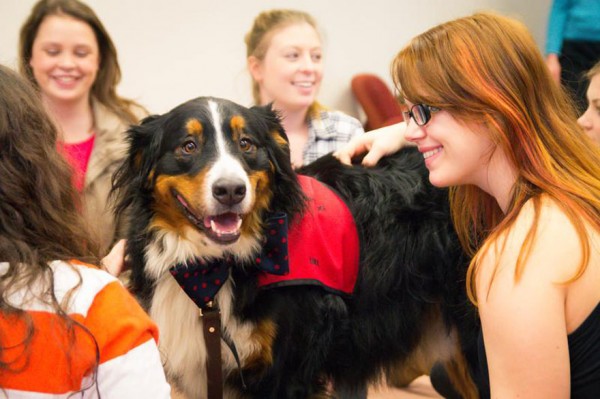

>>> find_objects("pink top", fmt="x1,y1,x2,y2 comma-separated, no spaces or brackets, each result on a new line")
57,134,95,192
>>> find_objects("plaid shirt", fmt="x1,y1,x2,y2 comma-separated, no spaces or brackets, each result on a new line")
303,110,364,165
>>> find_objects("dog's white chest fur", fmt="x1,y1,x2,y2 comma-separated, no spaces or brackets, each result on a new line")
146,229,260,399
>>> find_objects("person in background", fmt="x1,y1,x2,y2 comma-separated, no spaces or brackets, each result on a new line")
0,64,170,398
337,12,600,398
245,8,363,168
545,0,600,112
19,0,147,255
578,60,600,144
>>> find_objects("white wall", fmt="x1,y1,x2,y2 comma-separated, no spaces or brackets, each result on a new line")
0,0,552,119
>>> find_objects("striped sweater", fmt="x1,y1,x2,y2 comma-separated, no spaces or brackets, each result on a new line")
0,260,171,398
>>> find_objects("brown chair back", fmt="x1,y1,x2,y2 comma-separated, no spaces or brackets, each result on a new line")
351,73,404,131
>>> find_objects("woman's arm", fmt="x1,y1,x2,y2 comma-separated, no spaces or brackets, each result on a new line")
87,277,171,398
476,201,580,398
545,0,569,83
334,121,408,166
101,239,128,276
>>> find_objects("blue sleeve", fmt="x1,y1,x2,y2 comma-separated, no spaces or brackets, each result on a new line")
545,0,570,55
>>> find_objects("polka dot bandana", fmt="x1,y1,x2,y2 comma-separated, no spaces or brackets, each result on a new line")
169,212,290,309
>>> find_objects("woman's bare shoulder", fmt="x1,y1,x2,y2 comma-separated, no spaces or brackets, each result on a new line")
480,196,585,287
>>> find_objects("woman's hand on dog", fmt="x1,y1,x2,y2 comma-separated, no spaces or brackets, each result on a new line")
334,121,410,166
101,239,128,276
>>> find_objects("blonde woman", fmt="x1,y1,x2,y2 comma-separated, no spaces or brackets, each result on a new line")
578,61,600,143
246,9,363,168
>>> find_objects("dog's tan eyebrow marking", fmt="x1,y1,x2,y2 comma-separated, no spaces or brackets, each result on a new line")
230,115,246,131
186,118,203,135
271,130,289,147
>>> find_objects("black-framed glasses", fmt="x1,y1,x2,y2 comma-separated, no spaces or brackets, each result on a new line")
402,104,441,126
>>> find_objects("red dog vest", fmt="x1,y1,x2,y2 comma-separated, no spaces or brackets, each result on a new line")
257,175,359,296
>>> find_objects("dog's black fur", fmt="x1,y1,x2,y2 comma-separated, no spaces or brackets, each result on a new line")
297,153,478,391
113,97,479,399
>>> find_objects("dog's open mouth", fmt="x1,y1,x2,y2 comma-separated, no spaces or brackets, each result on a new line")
173,190,242,244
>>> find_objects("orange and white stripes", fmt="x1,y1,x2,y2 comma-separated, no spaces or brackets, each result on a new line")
0,260,171,398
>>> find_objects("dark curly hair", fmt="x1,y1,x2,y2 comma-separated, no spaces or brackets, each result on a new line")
0,64,100,389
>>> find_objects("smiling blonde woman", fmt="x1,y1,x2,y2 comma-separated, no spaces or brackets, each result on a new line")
245,9,364,168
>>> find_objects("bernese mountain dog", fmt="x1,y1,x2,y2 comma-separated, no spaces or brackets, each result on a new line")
112,97,479,399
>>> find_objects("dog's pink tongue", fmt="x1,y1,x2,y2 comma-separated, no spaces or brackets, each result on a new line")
205,213,241,233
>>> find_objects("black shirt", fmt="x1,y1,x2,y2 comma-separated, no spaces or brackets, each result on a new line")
477,302,600,398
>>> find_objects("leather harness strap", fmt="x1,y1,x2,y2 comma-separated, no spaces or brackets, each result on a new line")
201,305,223,399
171,262,249,399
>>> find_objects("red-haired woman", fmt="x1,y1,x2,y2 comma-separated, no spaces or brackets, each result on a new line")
337,12,600,399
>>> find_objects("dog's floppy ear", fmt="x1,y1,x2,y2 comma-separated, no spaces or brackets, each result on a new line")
111,113,165,214
250,103,306,216
250,103,291,167
256,102,290,146
127,114,164,181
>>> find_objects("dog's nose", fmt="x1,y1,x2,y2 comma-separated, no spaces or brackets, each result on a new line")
212,178,246,205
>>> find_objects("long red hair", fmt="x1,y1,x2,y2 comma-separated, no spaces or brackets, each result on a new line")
391,12,600,303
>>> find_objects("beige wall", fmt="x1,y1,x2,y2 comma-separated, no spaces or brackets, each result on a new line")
0,0,551,119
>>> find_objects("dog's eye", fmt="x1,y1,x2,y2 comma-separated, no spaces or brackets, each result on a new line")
239,137,256,153
181,140,197,154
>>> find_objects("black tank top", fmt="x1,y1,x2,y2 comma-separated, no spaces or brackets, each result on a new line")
477,302,600,398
